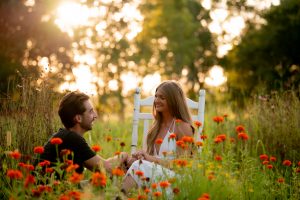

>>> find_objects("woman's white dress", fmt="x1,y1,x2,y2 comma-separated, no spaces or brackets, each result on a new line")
125,123,176,186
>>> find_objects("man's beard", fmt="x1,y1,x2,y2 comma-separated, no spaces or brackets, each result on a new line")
80,121,92,131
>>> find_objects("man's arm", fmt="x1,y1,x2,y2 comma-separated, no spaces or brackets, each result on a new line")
83,155,107,172
84,152,129,173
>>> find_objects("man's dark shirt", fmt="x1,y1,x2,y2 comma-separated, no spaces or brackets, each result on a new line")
38,128,95,174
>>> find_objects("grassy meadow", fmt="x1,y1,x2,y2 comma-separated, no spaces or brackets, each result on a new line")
0,86,299,200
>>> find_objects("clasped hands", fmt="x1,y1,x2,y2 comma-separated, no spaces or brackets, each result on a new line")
120,150,150,170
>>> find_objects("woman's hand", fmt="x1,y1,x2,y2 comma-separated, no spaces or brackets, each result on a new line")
132,150,149,160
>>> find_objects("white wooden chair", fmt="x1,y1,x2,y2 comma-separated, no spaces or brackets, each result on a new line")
131,88,206,154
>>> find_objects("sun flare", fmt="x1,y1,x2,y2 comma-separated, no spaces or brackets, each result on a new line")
204,65,227,87
55,2,100,37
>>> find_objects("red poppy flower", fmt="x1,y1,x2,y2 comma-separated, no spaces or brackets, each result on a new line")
230,137,235,143
174,159,188,167
59,195,70,200
112,168,125,177
262,160,269,165
259,154,268,161
169,133,176,139
9,150,21,159
65,160,73,165
235,125,245,133
200,134,207,140
159,181,170,188
270,156,276,162
196,141,203,147
50,138,63,145
198,198,209,200
213,116,224,123
207,174,215,180
24,175,35,188
173,187,180,195
182,136,194,143
34,146,44,154
91,145,101,152
200,193,210,199
68,191,81,199
153,191,162,197
194,120,202,128
114,151,121,156
155,138,163,144
277,178,284,183
23,164,35,171
151,183,157,189
215,155,222,161
18,162,25,167
7,169,23,179
176,140,184,147
91,172,107,187
60,149,72,156
214,137,222,144
66,164,79,172
267,164,273,169
237,132,249,140
144,188,150,194
69,172,83,184
137,195,147,200
282,160,292,166
39,160,51,167
46,168,54,173
217,134,226,141
135,170,144,177
32,189,42,198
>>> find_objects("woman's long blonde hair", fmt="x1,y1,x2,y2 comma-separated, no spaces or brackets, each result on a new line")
146,80,193,155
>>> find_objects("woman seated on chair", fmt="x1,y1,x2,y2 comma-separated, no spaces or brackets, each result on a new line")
122,80,194,192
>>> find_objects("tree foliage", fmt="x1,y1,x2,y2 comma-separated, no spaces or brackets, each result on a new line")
222,0,300,102
0,0,72,95
135,0,217,97
67,0,143,119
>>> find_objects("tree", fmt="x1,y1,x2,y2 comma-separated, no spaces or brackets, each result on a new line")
66,0,143,120
0,0,72,96
222,0,300,103
134,0,217,98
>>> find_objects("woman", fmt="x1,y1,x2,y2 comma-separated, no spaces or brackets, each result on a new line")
122,80,194,192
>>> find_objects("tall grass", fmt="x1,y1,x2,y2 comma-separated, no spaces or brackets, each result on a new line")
244,90,300,161
0,78,61,158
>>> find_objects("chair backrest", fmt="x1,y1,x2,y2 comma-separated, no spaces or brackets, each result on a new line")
131,88,206,154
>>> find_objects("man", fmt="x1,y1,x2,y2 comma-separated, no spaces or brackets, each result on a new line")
38,91,128,175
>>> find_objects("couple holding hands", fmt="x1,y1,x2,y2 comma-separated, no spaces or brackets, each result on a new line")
38,80,194,193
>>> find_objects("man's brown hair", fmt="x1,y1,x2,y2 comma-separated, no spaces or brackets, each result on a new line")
58,91,89,129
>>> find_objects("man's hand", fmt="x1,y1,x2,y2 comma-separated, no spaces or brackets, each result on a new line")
126,156,137,167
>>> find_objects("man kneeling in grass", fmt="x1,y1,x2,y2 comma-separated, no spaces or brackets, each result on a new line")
36,91,132,178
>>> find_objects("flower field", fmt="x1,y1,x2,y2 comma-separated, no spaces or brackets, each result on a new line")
1,91,299,200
